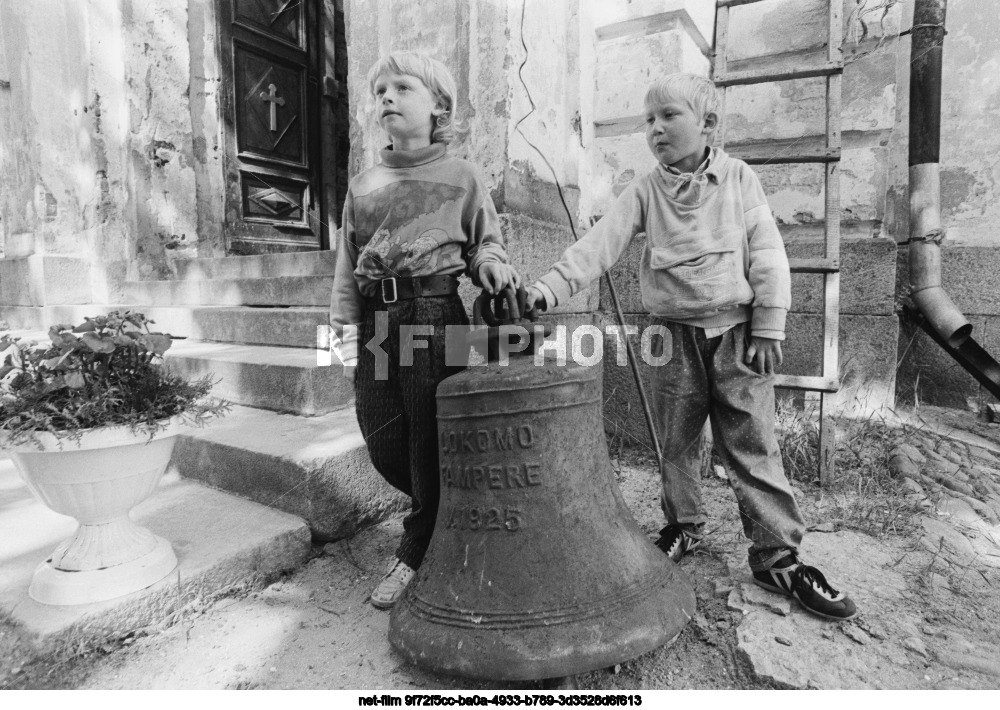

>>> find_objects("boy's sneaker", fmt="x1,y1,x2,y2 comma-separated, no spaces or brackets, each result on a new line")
752,554,857,621
370,558,416,609
654,524,702,563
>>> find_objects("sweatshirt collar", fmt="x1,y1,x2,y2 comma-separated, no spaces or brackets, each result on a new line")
654,147,728,205
662,146,723,183
379,142,447,168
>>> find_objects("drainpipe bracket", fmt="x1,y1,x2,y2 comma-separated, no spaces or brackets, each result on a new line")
899,24,948,37
912,227,946,245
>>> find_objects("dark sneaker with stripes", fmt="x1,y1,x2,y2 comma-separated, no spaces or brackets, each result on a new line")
654,524,702,563
753,554,857,621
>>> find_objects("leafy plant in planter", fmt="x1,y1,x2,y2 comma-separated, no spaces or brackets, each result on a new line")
0,311,229,606
1,310,227,447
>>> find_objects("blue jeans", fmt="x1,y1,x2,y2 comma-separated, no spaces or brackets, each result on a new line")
650,320,805,572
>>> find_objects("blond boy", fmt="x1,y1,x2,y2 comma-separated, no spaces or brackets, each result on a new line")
526,74,855,621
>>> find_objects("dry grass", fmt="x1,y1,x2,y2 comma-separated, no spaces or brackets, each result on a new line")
774,396,925,538
607,395,928,539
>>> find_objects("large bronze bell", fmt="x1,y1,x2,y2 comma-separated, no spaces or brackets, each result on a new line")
388,290,696,681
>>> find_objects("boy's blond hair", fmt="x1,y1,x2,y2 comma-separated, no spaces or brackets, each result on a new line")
367,51,459,145
645,73,719,129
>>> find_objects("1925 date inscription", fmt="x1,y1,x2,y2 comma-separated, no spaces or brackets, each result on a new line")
444,505,524,532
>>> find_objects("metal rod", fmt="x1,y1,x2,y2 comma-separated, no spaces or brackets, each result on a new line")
603,272,663,463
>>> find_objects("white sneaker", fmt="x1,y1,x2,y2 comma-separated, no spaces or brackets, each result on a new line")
370,559,416,609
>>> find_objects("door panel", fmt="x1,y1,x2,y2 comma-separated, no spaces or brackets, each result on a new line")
220,0,323,254
234,0,304,46
235,45,307,166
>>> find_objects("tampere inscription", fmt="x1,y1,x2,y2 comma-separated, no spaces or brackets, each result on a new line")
440,463,542,490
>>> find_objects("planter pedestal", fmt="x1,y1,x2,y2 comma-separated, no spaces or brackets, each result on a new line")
9,420,185,606
30,536,177,606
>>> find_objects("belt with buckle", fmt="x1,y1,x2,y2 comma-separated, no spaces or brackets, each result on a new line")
376,275,460,305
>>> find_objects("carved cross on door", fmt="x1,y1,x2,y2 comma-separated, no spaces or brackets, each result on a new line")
259,83,286,131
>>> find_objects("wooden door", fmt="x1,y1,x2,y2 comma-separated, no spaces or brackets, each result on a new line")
220,0,325,254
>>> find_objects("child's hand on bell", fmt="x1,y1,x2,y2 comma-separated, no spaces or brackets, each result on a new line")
523,285,549,313
479,262,521,295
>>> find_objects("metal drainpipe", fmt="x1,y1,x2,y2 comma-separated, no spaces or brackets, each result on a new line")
908,0,971,348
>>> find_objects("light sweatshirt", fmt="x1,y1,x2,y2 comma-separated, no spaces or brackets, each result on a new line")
329,142,508,366
535,148,790,339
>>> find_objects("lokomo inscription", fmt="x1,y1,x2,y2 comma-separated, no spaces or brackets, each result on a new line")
440,424,535,454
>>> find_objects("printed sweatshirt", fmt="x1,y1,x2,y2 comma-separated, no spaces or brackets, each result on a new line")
535,148,790,339
329,142,508,366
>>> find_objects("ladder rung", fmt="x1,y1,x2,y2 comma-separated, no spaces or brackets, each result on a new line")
717,0,768,7
789,258,839,273
726,137,841,164
773,374,839,393
716,61,842,87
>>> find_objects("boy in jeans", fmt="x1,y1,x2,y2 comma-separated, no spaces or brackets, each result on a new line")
525,73,856,621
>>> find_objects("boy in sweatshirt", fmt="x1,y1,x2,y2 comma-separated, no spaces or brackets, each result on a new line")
330,51,518,609
525,73,855,621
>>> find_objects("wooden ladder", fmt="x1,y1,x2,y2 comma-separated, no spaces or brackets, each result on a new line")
713,0,843,485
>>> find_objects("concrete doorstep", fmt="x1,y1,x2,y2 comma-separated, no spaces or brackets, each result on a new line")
0,456,311,652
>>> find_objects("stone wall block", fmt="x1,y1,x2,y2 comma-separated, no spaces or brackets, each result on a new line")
896,313,1000,409
0,258,41,307
0,255,92,306
782,313,898,413
897,245,1000,317
788,237,896,316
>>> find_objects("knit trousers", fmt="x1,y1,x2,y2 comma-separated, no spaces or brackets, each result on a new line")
651,320,806,572
354,295,468,570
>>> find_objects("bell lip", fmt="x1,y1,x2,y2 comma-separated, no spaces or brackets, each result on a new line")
388,569,696,681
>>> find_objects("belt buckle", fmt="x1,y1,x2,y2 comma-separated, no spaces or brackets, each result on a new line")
381,277,398,304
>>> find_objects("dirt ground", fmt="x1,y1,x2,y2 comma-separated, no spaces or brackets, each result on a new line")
3,408,1000,690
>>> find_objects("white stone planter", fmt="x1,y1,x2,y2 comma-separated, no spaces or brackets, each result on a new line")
7,418,185,606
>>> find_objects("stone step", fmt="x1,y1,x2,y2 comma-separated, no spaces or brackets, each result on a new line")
170,404,407,541
140,306,329,348
172,250,337,281
123,275,332,307
0,456,312,650
1,305,330,349
164,339,351,416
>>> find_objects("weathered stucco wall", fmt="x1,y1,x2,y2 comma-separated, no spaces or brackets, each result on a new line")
0,0,226,310
120,0,220,280
0,0,130,305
